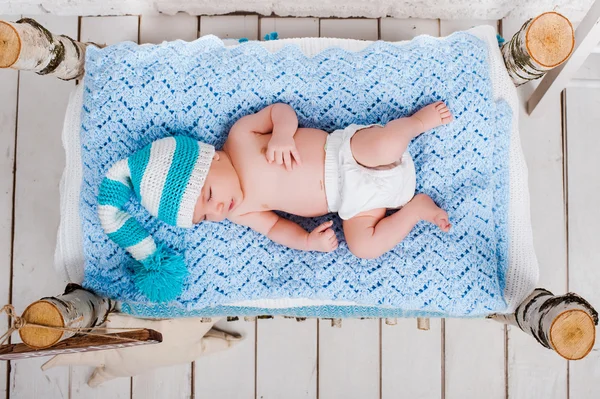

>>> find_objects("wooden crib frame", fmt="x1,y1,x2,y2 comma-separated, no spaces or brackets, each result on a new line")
0,12,597,362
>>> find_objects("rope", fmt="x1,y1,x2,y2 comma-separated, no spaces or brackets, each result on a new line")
0,304,149,347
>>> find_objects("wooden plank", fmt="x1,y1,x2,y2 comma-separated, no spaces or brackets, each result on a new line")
0,14,19,399
527,0,600,114
381,319,442,398
565,86,600,399
133,14,197,399
260,17,319,39
199,15,258,40
318,319,379,399
439,19,505,399
70,15,140,399
380,18,439,41
8,14,76,399
194,319,255,399
319,19,378,40
256,317,317,399
445,319,505,399
440,19,498,36
140,14,198,43
80,16,139,44
501,17,569,399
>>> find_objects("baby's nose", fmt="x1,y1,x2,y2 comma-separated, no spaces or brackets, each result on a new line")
216,202,224,214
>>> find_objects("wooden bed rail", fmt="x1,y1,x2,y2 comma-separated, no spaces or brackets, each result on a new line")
1,285,597,360
0,14,575,86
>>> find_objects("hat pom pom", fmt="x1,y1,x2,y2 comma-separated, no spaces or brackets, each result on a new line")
133,247,189,302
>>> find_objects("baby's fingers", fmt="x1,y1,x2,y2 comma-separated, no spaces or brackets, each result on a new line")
313,220,333,233
266,147,275,163
283,152,293,171
291,148,302,166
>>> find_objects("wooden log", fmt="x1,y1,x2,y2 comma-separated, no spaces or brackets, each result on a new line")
0,18,91,80
491,288,598,360
18,283,113,349
0,329,162,361
501,12,574,86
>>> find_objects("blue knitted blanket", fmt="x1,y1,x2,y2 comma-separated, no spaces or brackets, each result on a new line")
80,33,512,318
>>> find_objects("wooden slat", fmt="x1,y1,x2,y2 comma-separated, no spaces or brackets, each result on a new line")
380,18,440,41
256,317,317,399
445,320,505,399
318,319,379,399
199,15,258,40
319,19,378,40
0,14,19,399
140,14,198,43
194,319,255,399
70,16,140,399
440,19,505,399
502,17,569,399
8,14,76,399
260,17,319,39
380,18,442,398
565,86,600,399
440,19,498,36
133,13,198,399
381,319,442,398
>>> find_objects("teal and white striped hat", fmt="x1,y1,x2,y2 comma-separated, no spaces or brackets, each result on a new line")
97,136,215,302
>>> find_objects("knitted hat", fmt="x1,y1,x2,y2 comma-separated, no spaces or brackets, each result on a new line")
97,136,215,303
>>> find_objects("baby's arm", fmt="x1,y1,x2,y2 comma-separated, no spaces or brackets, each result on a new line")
229,103,301,170
231,211,338,252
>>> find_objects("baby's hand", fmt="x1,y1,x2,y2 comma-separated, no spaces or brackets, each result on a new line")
266,136,302,171
307,221,338,252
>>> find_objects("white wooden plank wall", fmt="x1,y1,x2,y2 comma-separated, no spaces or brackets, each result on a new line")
566,86,600,399
71,16,140,399
8,14,76,399
379,18,443,399
0,14,18,399
133,14,199,399
256,318,317,399
440,18,506,399
2,13,598,399
502,18,569,399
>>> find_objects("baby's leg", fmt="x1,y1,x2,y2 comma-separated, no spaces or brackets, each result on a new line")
351,101,453,168
344,194,451,259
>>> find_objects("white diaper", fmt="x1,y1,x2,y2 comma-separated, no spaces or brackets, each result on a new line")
324,124,417,220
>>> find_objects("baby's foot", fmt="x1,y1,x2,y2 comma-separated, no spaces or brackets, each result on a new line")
411,194,451,232
411,101,454,132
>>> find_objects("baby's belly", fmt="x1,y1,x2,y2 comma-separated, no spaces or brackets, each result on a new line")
272,128,329,217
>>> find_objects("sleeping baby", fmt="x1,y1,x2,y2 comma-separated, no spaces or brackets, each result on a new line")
98,102,452,301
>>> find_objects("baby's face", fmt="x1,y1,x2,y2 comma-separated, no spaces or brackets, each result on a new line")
193,151,243,224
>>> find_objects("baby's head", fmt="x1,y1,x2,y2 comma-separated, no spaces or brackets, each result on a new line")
97,135,241,303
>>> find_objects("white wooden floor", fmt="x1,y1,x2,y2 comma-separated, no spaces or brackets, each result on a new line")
0,14,598,399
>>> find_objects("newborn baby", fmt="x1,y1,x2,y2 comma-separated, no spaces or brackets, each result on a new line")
98,102,452,301
195,102,452,257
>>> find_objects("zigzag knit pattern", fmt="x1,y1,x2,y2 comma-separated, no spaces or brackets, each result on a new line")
81,33,512,318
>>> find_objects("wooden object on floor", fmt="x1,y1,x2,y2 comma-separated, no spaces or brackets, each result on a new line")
501,12,574,86
1,329,162,360
0,18,91,80
417,318,430,330
491,289,598,360
18,283,113,349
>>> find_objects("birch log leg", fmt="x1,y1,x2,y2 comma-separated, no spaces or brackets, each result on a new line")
19,283,113,349
0,18,91,80
491,288,598,360
501,11,574,86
